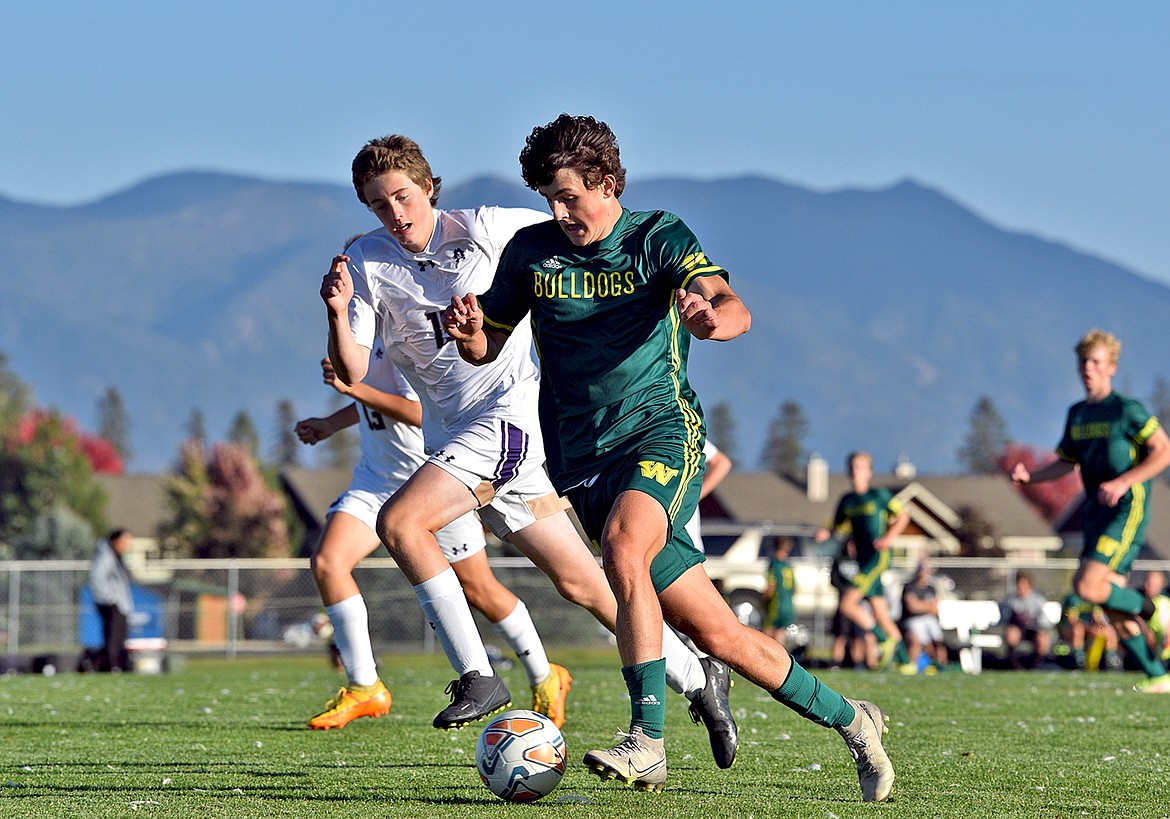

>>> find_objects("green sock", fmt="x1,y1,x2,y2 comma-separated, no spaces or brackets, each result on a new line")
1121,634,1167,679
773,661,855,728
1104,584,1143,616
894,641,910,665
872,625,888,643
623,658,666,739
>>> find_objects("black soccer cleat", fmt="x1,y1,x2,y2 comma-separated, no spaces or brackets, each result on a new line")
687,656,738,769
432,670,511,730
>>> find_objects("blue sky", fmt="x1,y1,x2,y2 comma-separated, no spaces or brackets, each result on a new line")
3,1,1168,283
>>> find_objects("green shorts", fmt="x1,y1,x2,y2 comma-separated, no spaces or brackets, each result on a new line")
851,549,891,599
767,599,795,630
566,442,705,594
1081,489,1149,576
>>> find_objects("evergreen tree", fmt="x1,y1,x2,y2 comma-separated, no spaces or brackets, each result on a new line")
0,351,31,433
706,401,737,462
1151,376,1170,427
228,410,261,459
759,400,808,478
185,408,207,447
957,396,1010,474
271,399,300,467
97,386,132,463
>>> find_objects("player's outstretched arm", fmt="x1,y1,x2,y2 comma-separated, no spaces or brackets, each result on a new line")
1013,458,1075,486
294,403,360,445
677,276,751,341
319,356,422,427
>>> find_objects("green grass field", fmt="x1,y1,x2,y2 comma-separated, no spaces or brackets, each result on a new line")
1,649,1168,818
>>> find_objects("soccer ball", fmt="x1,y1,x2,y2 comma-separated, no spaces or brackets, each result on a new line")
475,709,566,802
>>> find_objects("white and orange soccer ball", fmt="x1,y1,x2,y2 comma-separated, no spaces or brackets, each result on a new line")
475,709,566,802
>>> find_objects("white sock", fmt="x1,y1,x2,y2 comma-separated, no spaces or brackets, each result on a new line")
412,568,493,677
324,594,379,687
676,626,709,659
492,600,551,686
663,622,706,697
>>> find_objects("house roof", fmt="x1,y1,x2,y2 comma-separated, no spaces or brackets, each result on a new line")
94,473,171,538
279,465,352,530
706,470,1060,549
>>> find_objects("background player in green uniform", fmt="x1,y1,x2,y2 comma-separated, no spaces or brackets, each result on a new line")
445,114,894,801
1012,328,1170,692
816,451,910,667
762,538,796,646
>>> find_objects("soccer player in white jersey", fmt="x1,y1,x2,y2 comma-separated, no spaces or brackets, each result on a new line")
295,336,570,729
320,135,737,766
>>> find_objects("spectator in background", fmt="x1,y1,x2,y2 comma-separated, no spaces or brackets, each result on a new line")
762,537,796,646
1142,571,1170,664
88,529,134,672
898,561,947,674
1001,571,1053,670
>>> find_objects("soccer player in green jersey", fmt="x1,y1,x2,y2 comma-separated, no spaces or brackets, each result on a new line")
762,538,796,646
445,114,894,801
816,451,910,668
1012,328,1170,692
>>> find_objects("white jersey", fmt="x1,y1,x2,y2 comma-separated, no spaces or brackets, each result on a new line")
350,336,426,488
346,206,548,452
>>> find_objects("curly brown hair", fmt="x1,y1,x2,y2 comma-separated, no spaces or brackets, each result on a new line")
351,135,441,206
519,114,627,196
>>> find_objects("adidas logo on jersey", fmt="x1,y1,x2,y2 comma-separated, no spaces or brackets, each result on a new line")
541,257,563,269
633,694,661,706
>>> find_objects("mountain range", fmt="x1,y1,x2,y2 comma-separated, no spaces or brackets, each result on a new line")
2,170,1168,475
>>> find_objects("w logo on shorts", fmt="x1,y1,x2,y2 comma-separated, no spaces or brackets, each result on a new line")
637,460,679,486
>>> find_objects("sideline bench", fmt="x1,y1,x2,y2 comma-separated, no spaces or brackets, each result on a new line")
936,598,1062,673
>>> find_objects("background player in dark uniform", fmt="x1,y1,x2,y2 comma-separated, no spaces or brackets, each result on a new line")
1012,328,1170,692
445,113,894,801
816,451,910,667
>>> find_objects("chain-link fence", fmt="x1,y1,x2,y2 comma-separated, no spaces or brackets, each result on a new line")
3,556,1168,670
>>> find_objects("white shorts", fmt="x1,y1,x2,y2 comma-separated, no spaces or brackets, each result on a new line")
428,414,566,539
902,614,944,645
328,484,487,564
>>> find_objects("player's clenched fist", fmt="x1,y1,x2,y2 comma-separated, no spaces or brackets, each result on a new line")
321,254,354,315
676,288,719,339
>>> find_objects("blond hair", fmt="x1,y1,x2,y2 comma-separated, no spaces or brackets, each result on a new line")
1075,328,1120,364
351,135,441,206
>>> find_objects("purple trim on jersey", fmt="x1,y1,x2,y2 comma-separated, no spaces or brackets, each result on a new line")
492,420,529,490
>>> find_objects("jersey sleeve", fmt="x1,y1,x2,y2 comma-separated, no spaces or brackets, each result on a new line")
830,498,852,537
477,206,549,256
478,235,533,334
653,213,728,291
345,244,377,349
1124,397,1160,446
883,490,904,518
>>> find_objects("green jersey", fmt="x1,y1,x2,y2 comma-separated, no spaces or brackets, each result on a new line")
478,208,727,491
830,488,902,563
1056,391,1160,499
